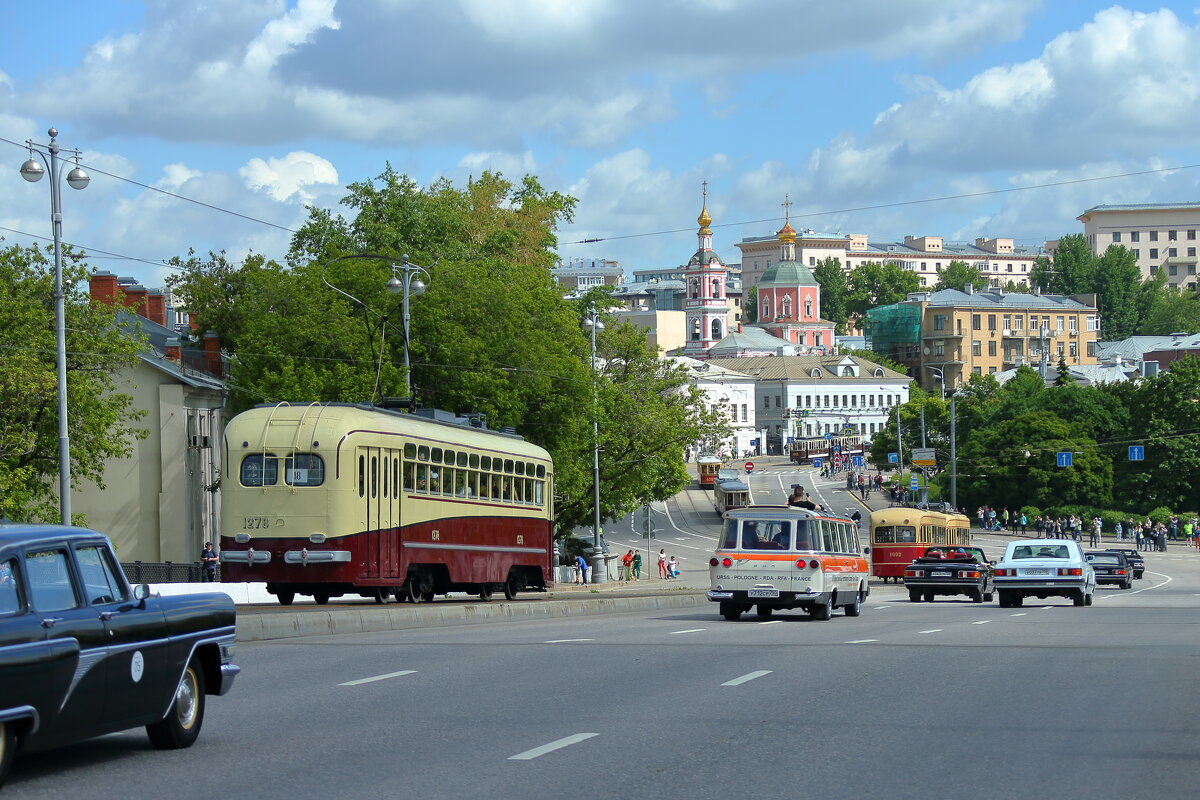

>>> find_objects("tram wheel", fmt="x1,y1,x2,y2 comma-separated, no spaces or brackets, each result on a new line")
313,592,330,605
405,579,425,604
276,591,295,606
373,588,390,605
421,590,435,602
478,584,494,601
503,575,520,601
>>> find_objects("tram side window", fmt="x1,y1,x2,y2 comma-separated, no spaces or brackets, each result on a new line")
282,454,324,486
524,478,534,504
534,479,544,506
491,474,502,500
358,455,365,497
429,468,441,494
453,470,467,498
241,454,279,487
404,461,415,492
467,471,478,498
415,464,429,493
370,456,378,498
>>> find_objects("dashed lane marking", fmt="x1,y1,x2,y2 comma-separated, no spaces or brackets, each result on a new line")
339,670,417,687
721,670,773,686
670,628,705,635
845,639,879,644
758,620,782,625
544,639,595,643
509,733,599,761
1011,613,1027,617
918,629,942,634
972,620,991,625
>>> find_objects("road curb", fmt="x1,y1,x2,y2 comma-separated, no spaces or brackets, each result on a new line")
235,591,711,642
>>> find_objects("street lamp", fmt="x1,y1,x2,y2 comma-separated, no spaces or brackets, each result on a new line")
927,366,945,401
582,304,607,584
20,128,90,526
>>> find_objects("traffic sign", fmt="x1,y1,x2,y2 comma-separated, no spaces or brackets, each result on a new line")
812,458,823,468
842,426,855,435
744,461,754,474
912,447,936,467
1128,445,1144,461
888,452,899,463
833,446,841,454
909,476,920,490
1057,451,1073,468
824,432,833,440
852,455,865,467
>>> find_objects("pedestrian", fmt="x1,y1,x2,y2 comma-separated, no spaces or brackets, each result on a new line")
632,549,643,580
851,509,862,530
1115,520,1123,541
575,552,589,585
200,541,219,582
667,555,679,579
1089,517,1100,547
658,548,668,579
1019,512,1027,535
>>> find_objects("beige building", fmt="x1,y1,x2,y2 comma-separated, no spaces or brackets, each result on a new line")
1076,203,1200,289
866,286,1101,392
737,231,1043,292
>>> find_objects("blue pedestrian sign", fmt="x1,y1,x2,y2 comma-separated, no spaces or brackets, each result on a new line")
824,432,833,440
888,452,899,463
1057,451,1073,468
1128,445,1144,461
833,446,841,454
909,476,919,490
812,458,823,468
852,455,865,467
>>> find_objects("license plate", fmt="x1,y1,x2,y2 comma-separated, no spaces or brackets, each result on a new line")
1023,568,1049,575
748,588,779,598
931,571,951,577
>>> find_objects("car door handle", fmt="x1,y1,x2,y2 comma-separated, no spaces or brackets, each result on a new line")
99,611,115,621
40,617,64,628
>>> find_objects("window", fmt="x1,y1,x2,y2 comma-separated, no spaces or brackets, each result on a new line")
972,314,981,330
775,395,781,408
933,314,946,331
972,366,982,375
1002,315,1010,330
1150,248,1159,259
1112,231,1122,242
25,549,77,612
1190,230,1196,241
1069,317,1077,332
1169,230,1178,240
741,404,747,422
1069,342,1077,358
1013,315,1024,331
988,314,996,331
0,559,22,615
1086,315,1099,332
989,366,997,374
934,341,945,357
285,454,325,486
988,341,997,356
1150,230,1159,242
1169,248,1178,258
1130,231,1140,242
1132,249,1140,259
1169,264,1178,276
1087,341,1097,357
763,396,770,409
1188,248,1196,257
972,341,981,356
241,454,278,486
76,545,127,605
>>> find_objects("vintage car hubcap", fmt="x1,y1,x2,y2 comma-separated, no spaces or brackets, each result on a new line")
176,669,199,729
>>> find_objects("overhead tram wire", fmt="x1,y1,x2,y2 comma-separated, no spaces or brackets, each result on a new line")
560,162,1200,246
0,223,179,270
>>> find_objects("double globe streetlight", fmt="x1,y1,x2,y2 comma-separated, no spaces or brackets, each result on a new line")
20,128,90,525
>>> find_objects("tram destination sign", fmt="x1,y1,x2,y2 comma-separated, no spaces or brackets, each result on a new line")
911,447,937,467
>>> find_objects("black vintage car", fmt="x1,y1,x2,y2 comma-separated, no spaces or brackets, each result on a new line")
1102,548,1145,579
0,524,239,786
903,545,994,603
1085,550,1134,589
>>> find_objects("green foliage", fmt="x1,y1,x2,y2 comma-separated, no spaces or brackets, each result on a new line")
169,169,714,537
1146,506,1174,524
0,242,147,522
1020,506,1041,519
1138,279,1200,334
812,257,849,328
933,260,988,292
846,261,921,322
745,286,758,324
1093,245,1141,340
1046,233,1097,295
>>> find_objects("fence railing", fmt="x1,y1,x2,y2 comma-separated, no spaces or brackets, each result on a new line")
121,561,219,583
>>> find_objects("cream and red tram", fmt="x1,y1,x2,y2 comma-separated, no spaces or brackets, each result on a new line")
219,403,554,605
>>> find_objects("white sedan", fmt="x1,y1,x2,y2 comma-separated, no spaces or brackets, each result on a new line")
992,539,1096,608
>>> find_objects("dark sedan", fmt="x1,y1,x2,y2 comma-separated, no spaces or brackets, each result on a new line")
904,546,994,603
1102,548,1145,579
1085,550,1134,589
0,524,239,786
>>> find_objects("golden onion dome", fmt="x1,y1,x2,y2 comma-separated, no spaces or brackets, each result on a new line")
697,203,713,234
777,222,797,243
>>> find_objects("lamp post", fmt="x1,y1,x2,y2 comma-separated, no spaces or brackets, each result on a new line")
20,128,90,526
582,304,607,583
385,255,429,398
927,366,945,401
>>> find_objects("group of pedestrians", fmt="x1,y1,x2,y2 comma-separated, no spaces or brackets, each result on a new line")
574,547,681,584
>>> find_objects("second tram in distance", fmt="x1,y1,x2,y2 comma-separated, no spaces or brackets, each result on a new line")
867,507,972,581
218,402,554,605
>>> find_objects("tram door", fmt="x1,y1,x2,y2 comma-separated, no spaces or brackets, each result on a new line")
380,448,400,578
360,447,381,577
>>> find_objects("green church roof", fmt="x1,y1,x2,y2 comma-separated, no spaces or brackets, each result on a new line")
758,258,818,287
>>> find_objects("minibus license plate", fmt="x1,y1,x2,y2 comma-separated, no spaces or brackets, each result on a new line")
748,588,779,598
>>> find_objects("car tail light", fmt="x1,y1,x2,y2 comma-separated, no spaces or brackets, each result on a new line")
1057,568,1082,576
795,559,806,569
722,557,732,568
960,571,981,579
903,569,919,577
709,557,719,567
809,559,820,570
995,568,1011,576
1114,569,1127,575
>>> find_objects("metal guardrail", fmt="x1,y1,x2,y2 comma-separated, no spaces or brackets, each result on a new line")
121,561,220,583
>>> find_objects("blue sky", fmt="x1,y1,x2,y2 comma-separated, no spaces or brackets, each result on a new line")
3,1,1200,288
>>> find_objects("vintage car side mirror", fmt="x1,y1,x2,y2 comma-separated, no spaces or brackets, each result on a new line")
133,583,152,607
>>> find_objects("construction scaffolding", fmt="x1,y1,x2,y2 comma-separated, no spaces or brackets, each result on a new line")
864,303,922,365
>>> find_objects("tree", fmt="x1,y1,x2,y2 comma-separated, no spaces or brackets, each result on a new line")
1138,281,1200,334
169,169,714,537
846,261,921,320
1092,245,1142,340
933,260,987,292
0,242,147,522
812,257,850,329
744,286,758,323
1045,233,1097,295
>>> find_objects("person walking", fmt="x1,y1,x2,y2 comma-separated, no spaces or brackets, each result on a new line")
575,552,589,585
658,548,669,579
621,550,634,581
200,542,219,582
632,549,643,580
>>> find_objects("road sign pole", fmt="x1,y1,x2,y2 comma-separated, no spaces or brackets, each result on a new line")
950,394,957,511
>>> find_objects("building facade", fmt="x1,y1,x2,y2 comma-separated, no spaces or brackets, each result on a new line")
866,286,1102,392
669,356,760,457
1076,203,1200,290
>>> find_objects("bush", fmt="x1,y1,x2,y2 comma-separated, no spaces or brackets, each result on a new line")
1020,506,1041,519
1147,506,1175,524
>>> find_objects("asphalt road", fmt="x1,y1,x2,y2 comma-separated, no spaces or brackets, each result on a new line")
8,530,1199,799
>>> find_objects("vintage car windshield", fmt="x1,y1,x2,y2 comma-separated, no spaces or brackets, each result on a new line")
1010,544,1071,559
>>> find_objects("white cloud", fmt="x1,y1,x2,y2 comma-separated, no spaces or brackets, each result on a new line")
239,151,339,202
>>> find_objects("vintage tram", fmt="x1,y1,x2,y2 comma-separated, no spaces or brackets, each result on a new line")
867,507,971,581
218,403,554,605
696,455,723,488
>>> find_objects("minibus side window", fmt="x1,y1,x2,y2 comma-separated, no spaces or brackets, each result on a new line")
794,520,815,551
721,520,739,549
821,520,839,552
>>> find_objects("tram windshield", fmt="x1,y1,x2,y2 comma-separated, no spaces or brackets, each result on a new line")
873,525,917,543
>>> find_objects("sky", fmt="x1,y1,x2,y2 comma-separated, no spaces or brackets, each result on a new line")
3,0,1200,289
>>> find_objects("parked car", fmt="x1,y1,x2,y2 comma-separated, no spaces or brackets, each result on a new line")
992,539,1095,608
0,524,239,786
903,546,994,603
1085,551,1134,590
1102,548,1145,579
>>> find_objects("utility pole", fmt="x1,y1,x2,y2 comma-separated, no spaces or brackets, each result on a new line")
950,394,958,511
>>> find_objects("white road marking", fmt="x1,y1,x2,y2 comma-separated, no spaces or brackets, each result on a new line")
972,620,991,625
919,629,942,634
1011,613,1027,617
845,639,879,644
721,670,773,686
1041,606,1053,609
544,638,594,643
874,606,890,610
508,733,599,761
758,619,782,625
670,628,705,635
339,670,416,687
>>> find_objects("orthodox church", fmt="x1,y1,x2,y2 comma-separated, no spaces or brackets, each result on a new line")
753,197,837,351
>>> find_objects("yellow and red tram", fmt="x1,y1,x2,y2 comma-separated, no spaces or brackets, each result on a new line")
867,507,971,581
218,403,554,605
696,455,723,489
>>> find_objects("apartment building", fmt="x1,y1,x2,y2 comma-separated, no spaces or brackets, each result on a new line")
1076,203,1200,289
736,231,1043,292
866,286,1101,392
